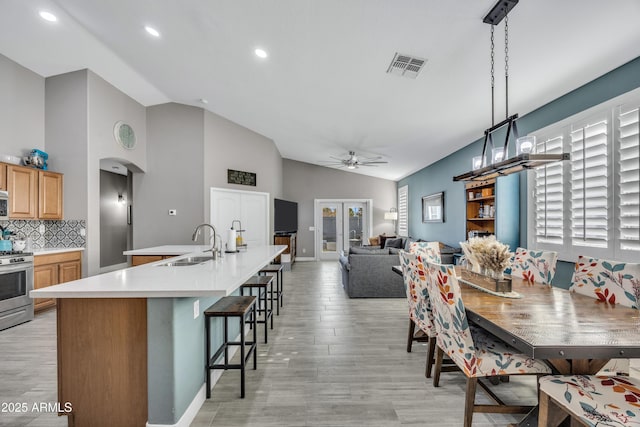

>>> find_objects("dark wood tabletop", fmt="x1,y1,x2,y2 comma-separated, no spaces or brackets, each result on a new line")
392,265,640,374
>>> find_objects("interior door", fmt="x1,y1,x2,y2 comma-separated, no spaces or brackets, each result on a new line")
343,202,366,251
318,202,342,260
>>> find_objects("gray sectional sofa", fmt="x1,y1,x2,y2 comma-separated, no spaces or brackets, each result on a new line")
338,239,460,298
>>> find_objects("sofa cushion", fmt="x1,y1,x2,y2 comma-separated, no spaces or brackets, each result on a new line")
384,237,404,249
378,234,396,248
350,247,389,255
389,247,402,255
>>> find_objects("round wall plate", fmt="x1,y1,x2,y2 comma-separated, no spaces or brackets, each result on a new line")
114,121,136,149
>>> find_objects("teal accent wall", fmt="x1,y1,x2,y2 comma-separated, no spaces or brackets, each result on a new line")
398,56,640,286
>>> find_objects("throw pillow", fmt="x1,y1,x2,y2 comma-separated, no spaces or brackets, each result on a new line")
378,234,396,248
384,237,404,249
368,236,380,246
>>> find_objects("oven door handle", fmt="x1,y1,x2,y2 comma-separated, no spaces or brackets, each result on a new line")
0,263,33,274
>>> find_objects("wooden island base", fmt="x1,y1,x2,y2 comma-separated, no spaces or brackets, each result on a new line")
57,298,147,427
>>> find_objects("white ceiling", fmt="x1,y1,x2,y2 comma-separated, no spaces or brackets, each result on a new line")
2,0,639,181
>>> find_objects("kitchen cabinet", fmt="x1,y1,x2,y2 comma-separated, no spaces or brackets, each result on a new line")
464,174,519,250
131,255,173,266
7,164,37,219
34,251,82,312
3,163,64,219
0,163,6,191
38,170,63,219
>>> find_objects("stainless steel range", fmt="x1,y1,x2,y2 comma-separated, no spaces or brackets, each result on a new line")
0,251,34,331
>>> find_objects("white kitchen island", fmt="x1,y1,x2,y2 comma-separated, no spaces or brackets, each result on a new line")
30,245,286,427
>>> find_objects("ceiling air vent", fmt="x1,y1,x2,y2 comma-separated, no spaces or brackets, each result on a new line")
386,52,427,79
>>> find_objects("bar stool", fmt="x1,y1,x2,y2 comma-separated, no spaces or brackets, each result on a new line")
258,264,284,315
240,276,274,343
204,295,257,399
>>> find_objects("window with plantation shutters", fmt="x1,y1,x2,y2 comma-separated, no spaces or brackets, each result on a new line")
618,107,640,252
527,87,640,263
570,118,609,248
534,135,564,245
398,185,408,236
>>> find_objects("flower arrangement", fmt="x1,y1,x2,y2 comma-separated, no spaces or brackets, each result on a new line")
460,236,511,278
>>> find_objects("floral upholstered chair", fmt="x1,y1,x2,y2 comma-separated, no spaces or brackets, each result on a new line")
569,256,640,375
399,250,437,378
539,374,640,426
509,247,558,285
423,261,551,427
409,241,441,263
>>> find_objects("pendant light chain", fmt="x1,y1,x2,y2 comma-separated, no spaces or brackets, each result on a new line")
504,13,509,119
490,25,495,126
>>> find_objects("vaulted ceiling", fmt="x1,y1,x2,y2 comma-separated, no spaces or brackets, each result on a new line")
2,0,639,180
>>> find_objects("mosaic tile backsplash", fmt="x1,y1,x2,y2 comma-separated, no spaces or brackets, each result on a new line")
0,220,86,249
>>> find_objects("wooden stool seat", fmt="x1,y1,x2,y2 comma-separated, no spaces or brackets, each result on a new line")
259,264,284,315
205,296,257,399
240,276,274,343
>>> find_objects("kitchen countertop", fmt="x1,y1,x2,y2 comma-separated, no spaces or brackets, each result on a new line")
30,245,286,298
34,247,85,255
123,245,209,256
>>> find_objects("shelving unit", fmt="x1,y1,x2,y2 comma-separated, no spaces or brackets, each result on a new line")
464,175,519,250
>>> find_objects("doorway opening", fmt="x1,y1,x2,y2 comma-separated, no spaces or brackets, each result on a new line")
314,199,372,260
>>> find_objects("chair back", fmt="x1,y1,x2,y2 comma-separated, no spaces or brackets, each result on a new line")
510,247,558,285
570,255,640,309
399,250,435,335
409,241,441,263
423,262,476,370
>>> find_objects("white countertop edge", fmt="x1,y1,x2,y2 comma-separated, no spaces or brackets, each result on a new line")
31,245,287,299
34,247,85,255
123,245,210,256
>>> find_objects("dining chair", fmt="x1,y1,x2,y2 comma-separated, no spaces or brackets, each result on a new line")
538,374,640,427
399,250,436,377
423,261,552,427
569,255,640,375
409,241,441,263
509,247,558,285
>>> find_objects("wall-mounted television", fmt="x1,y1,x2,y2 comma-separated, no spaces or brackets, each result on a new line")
274,198,298,234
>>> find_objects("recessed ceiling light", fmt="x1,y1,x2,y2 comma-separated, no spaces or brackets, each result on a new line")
145,26,160,37
39,11,58,22
254,48,268,59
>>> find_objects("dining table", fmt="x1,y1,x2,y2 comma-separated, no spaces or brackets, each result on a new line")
393,264,640,373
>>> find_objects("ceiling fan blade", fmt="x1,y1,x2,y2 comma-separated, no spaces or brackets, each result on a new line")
361,161,388,165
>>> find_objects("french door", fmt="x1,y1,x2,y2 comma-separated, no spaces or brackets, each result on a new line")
315,199,371,260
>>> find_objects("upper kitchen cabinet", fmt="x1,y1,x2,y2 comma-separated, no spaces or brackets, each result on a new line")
0,163,6,191
7,164,37,218
5,163,64,220
38,170,63,219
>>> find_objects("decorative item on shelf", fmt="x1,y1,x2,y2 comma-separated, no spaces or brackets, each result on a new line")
23,149,48,170
453,0,569,182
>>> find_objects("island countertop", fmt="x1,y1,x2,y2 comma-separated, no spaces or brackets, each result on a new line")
123,245,209,256
30,245,287,299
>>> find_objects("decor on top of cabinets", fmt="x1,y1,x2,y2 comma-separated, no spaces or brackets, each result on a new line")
422,192,444,223
453,0,568,182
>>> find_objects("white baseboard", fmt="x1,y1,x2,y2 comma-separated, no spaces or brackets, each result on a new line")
295,256,315,262
146,328,245,427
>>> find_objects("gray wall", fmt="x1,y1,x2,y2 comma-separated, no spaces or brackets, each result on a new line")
134,103,204,248
283,159,397,258
0,53,44,157
203,111,283,233
99,170,128,267
398,55,640,288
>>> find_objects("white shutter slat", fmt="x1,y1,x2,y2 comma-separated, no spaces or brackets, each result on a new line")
618,107,639,252
534,135,564,244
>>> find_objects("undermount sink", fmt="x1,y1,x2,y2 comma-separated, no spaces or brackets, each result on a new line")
157,255,214,267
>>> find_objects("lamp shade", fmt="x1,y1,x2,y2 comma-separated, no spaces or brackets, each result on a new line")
384,211,398,220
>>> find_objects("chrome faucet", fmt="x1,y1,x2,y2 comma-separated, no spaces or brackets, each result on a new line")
192,223,219,259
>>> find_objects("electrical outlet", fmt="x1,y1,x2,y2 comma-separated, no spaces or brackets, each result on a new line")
169,209,177,216
302,248,306,254
80,228,86,237
39,224,45,234
193,300,200,319
308,226,315,231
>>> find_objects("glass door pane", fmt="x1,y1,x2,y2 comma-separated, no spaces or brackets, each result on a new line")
319,202,342,260
344,203,365,250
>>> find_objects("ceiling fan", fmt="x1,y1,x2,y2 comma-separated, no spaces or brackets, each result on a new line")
323,151,388,170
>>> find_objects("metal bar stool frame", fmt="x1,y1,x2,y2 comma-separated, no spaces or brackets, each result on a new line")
240,276,274,343
205,295,258,399
258,264,284,315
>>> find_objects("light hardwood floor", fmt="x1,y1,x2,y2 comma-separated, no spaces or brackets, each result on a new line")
1,261,638,426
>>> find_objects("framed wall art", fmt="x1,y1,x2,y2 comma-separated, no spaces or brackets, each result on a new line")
422,192,444,223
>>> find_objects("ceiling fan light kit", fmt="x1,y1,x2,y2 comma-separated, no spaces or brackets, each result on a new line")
324,151,388,170
453,0,569,182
